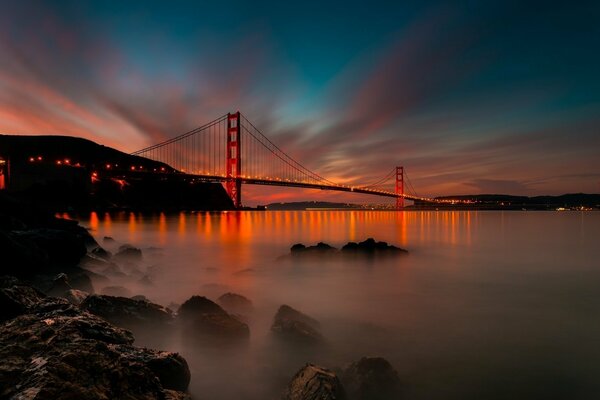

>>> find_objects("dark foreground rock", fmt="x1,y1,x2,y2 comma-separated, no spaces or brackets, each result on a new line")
217,292,254,315
0,285,190,399
178,295,249,342
283,364,346,400
271,305,324,344
81,294,173,331
341,357,401,400
0,284,46,321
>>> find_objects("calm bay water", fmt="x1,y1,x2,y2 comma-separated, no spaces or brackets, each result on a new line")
80,210,600,400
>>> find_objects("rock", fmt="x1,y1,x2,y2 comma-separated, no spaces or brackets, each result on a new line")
132,294,150,302
67,269,95,293
341,238,407,256
45,273,72,297
91,246,112,260
12,228,87,268
290,242,337,256
62,289,89,305
103,236,116,243
283,364,346,400
81,294,173,330
102,262,127,277
0,230,48,276
114,244,143,262
178,295,249,342
0,293,190,399
0,284,46,321
178,295,227,317
271,305,324,344
101,285,132,297
341,357,401,400
217,292,254,315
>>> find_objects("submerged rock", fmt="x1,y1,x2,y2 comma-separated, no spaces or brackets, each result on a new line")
217,292,254,315
341,357,401,400
114,244,143,262
283,364,346,400
91,246,112,260
271,305,324,344
0,292,190,399
178,295,249,342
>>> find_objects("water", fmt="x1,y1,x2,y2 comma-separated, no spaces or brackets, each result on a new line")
80,210,600,399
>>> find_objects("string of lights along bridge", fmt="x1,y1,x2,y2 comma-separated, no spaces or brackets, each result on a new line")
132,112,439,209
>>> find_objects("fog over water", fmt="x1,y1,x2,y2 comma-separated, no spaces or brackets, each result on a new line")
80,210,600,399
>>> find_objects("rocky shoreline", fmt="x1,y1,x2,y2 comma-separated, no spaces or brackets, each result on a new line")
1,193,405,399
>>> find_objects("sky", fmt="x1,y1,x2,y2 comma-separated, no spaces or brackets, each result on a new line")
1,0,599,204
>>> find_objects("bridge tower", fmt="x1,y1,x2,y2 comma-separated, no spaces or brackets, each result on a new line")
395,166,404,210
226,112,242,208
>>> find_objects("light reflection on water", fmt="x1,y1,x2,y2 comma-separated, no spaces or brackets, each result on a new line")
80,210,600,400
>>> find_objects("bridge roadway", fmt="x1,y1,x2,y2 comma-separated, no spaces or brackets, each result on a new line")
107,169,436,203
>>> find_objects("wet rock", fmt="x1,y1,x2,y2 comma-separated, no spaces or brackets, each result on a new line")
0,284,46,321
283,364,346,400
81,294,173,330
91,246,112,260
114,244,143,262
45,273,72,297
178,296,249,342
217,292,254,315
341,357,401,400
101,285,132,297
271,305,324,344
341,238,407,256
63,288,89,305
0,294,190,399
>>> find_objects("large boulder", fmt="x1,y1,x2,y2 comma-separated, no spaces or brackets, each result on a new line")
271,305,324,344
0,293,190,399
177,296,249,342
283,364,346,400
217,292,254,315
81,294,173,330
341,357,401,400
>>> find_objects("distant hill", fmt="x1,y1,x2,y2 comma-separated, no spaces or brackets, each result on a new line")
435,193,600,208
0,134,233,211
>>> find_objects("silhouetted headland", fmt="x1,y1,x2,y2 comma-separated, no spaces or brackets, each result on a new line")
0,134,233,212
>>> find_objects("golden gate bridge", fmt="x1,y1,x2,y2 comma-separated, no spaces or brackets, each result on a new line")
131,112,443,209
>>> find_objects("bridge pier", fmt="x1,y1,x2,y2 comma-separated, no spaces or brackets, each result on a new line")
395,166,404,210
226,112,242,208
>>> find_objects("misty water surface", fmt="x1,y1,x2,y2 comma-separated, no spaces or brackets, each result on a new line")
79,210,600,400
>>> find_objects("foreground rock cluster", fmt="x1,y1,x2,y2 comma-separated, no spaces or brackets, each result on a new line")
0,281,191,399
